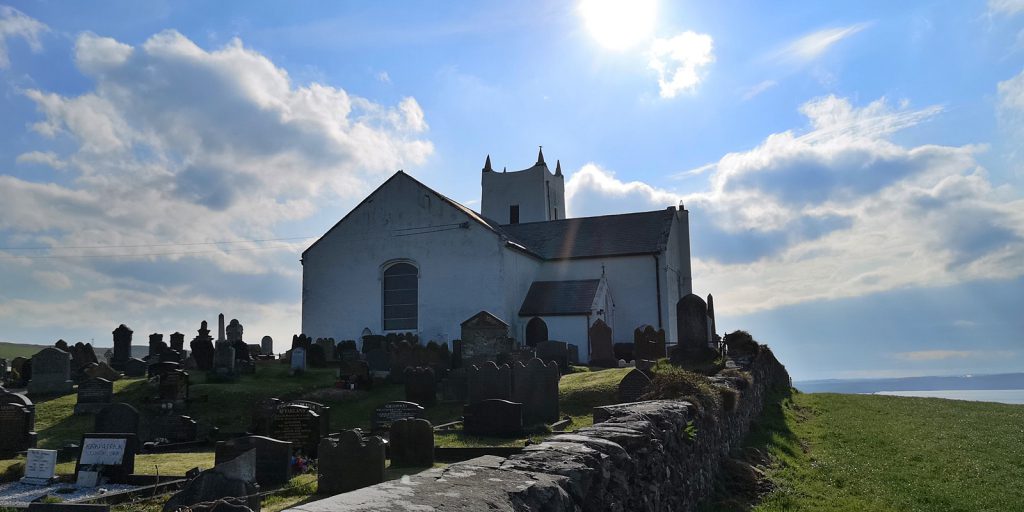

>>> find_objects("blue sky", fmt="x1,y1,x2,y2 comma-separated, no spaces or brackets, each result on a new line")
0,0,1021,381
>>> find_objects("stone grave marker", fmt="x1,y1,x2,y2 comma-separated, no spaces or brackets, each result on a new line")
0,388,36,429
190,321,215,371
148,333,169,360
316,338,336,360
535,340,569,371
70,342,99,381
441,367,467,402
75,433,138,485
261,336,274,356
317,430,385,496
512,358,560,425
21,448,57,485
10,356,31,387
149,415,198,443
338,360,371,390
94,403,140,436
636,359,656,374
169,332,185,353
588,319,615,367
389,418,433,468
84,362,122,381
460,311,514,366
147,360,181,379
371,401,424,431
215,435,292,488
633,325,666,361
163,449,259,512
158,369,189,404
673,294,710,360
364,348,390,374
307,343,327,368
617,368,653,403
463,399,523,437
404,367,436,407
271,403,321,456
466,361,511,403
74,377,113,415
123,358,147,377
158,349,182,363
0,402,36,456
27,347,74,396
250,398,282,436
111,324,133,369
361,334,385,353
290,346,306,373
288,400,331,436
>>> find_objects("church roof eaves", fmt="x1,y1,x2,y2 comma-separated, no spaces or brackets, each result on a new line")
519,279,601,316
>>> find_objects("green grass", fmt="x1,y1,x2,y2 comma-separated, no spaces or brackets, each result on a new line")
741,391,1024,512
0,342,52,360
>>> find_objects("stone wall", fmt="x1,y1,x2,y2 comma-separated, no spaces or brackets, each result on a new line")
288,346,790,512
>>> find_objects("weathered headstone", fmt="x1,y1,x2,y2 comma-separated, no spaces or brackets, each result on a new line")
317,431,385,496
158,369,189,404
149,415,198,443
75,377,113,415
164,449,259,512
70,342,99,381
361,334,384,353
617,368,653,403
0,402,36,456
270,404,321,456
212,340,237,380
288,400,331,437
338,360,372,390
388,418,434,468
466,361,511,404
21,448,57,485
226,319,252,363
27,348,74,396
261,336,274,356
535,340,569,371
707,293,718,341
633,325,667,361
112,324,133,369
290,346,306,374
306,343,327,368
371,401,424,432
84,362,122,381
148,361,182,379
674,293,711,358
460,311,514,366
190,321,215,371
215,435,292,488
10,356,31,387
249,398,283,436
94,403,140,436
441,368,467,402
0,388,36,429
315,338,335,361
55,339,69,352
512,358,560,425
463,399,523,437
403,367,436,407
364,348,390,374
588,319,616,367
169,332,185,353
148,333,169,360
124,358,147,377
75,433,138,484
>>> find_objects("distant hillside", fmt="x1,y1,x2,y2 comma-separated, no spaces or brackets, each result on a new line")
795,372,1024,393
0,342,147,361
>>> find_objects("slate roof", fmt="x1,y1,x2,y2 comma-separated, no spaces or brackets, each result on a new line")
519,279,601,316
499,209,676,260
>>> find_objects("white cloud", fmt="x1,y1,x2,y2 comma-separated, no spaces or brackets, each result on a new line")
774,23,870,63
16,150,68,170
989,0,1024,16
0,5,46,68
32,270,72,290
648,31,714,98
741,80,777,101
566,95,1024,315
997,67,1024,113
377,71,391,83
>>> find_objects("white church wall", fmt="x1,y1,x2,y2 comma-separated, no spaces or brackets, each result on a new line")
533,315,591,364
661,210,692,346
482,165,560,224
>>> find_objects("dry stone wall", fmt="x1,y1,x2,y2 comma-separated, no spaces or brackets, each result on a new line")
287,346,790,512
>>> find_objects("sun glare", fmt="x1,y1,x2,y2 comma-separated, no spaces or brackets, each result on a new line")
579,0,657,51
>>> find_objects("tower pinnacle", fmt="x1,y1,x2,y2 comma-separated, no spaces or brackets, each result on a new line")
555,159,562,176
482,154,493,172
536,146,545,166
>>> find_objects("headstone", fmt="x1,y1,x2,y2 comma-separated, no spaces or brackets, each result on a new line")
212,340,237,379
317,431,385,496
288,400,331,437
290,346,306,373
636,359,656,374
214,435,292,488
388,418,433,468
316,338,336,361
588,319,615,367
459,311,514,366
70,342,99,380
440,368,467,402
0,388,36,429
169,332,185,353
403,367,436,407
10,356,31,387
674,294,711,358
94,403,140,436
75,433,138,484
306,343,327,368
361,334,385,354
249,398,283,436
270,404,321,456
27,347,74,396
535,340,569,371
112,324,133,368
512,358,560,425
149,415,198,443
21,448,57,485
707,293,718,341
466,361,511,404
190,321,215,371
617,369,653,403
148,361,181,379
227,319,251,362
613,343,634,363
0,402,36,456
158,369,189,404
74,377,113,415
84,362,122,381
148,333,169,360
124,358,147,377
164,449,260,512
261,336,274,356
371,401,424,432
364,348,390,373
463,399,523,437
338,360,372,390
55,339,69,352
159,348,183,363
633,325,666,361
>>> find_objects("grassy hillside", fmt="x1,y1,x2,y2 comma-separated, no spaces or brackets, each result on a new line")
737,391,1024,512
0,342,51,360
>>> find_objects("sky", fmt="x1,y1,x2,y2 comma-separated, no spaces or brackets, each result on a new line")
0,0,1022,381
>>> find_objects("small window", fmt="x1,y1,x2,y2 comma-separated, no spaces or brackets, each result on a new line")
383,262,417,330
509,204,520,224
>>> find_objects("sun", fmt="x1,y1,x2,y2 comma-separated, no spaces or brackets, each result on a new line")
579,0,657,51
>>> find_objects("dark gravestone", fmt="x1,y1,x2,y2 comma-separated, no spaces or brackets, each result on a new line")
163,449,259,512
512,358,560,425
261,336,274,356
74,378,113,415
674,293,710,357
11,356,31,387
250,398,283,436
318,431,385,496
0,388,35,429
112,324,133,369
315,338,336,361
404,367,436,407
124,358,147,377
466,361,511,404
55,339,69,352
0,402,36,456
371,401,424,432
169,332,185,353
451,340,462,369
190,321,215,371
84,362,122,382
306,344,327,368
159,349,182,363
212,341,237,379
365,349,390,373
633,325,666,361
288,400,331,437
463,399,523,437
148,361,181,379
707,293,718,341
617,369,653,403
75,433,138,484
148,333,169,360
389,418,433,468
535,340,569,372
215,435,292,488
338,360,371,390
613,343,634,363
28,348,74,396
94,403,140,436
441,368,467,402
158,369,190,404
70,342,99,381
226,319,251,362
291,334,312,351
361,334,385,354
460,311,514,366
270,404,321,456
388,341,418,383
149,415,198,443
588,319,616,367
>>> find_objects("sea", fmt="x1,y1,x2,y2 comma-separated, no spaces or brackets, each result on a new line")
873,389,1024,404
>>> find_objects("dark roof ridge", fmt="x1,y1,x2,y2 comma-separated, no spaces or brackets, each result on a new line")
502,207,676,227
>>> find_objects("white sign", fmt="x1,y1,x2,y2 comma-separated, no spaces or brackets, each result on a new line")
23,449,57,480
80,437,126,465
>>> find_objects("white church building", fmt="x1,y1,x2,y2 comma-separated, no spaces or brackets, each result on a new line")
301,149,693,363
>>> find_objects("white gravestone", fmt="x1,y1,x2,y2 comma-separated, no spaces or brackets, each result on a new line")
21,448,57,485
77,437,126,487
291,347,307,373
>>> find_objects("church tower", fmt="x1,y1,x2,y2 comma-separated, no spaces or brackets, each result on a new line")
480,147,566,225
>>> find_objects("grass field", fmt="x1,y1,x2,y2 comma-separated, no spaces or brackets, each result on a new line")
0,342,54,361
740,391,1024,512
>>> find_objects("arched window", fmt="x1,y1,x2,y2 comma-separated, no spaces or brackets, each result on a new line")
383,262,418,331
525,317,548,347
